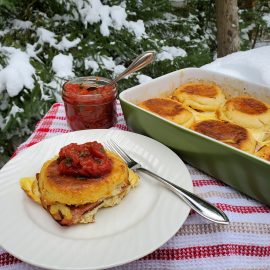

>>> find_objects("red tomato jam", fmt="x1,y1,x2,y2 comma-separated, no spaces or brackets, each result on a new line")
57,141,112,178
62,76,117,130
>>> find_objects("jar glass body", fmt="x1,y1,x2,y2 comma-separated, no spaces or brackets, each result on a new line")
62,76,117,131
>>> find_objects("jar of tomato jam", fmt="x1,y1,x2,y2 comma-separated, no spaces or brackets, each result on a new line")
62,77,117,130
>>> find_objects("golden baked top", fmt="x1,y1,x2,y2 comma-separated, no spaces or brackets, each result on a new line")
191,120,256,153
218,95,270,131
175,82,218,97
139,98,194,127
225,96,268,115
140,98,185,117
172,82,225,112
38,151,130,205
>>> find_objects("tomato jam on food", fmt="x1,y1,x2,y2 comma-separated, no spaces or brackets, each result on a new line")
57,141,112,178
62,77,117,130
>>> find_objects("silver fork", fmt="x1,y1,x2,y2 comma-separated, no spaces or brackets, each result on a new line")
106,140,230,225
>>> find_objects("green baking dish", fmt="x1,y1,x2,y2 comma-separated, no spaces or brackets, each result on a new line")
119,68,270,206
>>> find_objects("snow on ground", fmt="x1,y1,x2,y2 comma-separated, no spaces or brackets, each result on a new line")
52,53,74,78
203,46,270,86
0,48,35,97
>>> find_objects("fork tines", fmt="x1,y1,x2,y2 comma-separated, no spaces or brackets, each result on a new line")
105,140,132,163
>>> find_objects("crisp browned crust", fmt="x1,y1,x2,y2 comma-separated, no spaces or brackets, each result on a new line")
218,96,270,130
140,98,185,116
191,120,256,153
139,98,194,127
172,82,225,112
226,96,268,115
176,83,218,97
256,145,270,161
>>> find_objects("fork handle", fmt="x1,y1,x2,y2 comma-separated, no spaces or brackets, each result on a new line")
135,167,229,224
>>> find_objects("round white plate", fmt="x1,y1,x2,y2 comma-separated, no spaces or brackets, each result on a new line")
0,129,192,270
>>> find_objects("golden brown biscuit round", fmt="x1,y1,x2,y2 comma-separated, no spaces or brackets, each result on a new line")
218,96,270,130
172,82,225,111
139,98,194,127
255,145,270,162
191,120,256,153
38,151,129,205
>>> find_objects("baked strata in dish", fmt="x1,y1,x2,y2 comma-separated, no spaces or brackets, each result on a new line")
137,81,270,161
20,141,139,226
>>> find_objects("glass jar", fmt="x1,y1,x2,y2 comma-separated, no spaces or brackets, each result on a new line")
62,76,117,131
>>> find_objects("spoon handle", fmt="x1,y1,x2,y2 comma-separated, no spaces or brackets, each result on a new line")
112,51,156,84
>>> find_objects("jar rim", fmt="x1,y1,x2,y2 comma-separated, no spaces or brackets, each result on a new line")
62,76,117,98
66,76,115,84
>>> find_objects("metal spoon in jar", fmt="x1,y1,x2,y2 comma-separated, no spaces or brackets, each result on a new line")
110,50,156,85
87,51,156,91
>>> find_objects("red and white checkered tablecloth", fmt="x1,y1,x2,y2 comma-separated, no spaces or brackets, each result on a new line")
1,101,270,270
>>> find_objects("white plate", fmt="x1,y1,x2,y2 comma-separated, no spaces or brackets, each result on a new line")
0,129,192,270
